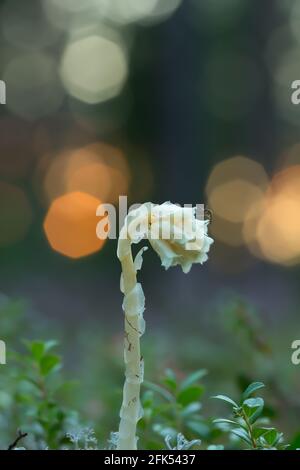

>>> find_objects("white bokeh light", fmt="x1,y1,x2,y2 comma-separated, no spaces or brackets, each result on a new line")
96,0,181,25
60,34,128,104
95,0,158,24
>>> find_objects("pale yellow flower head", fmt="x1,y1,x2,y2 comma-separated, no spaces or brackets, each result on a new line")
118,202,213,273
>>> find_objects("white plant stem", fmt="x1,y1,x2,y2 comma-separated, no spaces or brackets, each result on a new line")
117,239,146,450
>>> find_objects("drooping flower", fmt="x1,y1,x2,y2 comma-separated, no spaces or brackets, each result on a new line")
119,202,213,273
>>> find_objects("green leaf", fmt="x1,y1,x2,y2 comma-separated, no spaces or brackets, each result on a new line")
40,354,61,376
212,395,239,408
26,340,45,361
253,427,271,439
25,340,58,363
143,381,174,402
242,382,265,400
179,369,207,391
260,428,281,447
242,397,264,423
162,369,177,392
213,418,239,426
180,402,202,417
177,385,204,406
44,340,59,353
213,418,249,434
231,428,252,446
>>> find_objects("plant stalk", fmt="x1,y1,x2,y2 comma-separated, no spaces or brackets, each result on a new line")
117,240,145,450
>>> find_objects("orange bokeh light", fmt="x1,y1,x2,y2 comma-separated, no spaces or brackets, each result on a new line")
43,191,108,259
255,194,300,265
206,156,268,197
270,164,300,199
41,142,130,206
206,156,269,248
65,156,112,200
209,178,265,223
253,165,300,265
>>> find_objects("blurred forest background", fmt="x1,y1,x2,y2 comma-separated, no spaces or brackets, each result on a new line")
0,0,300,448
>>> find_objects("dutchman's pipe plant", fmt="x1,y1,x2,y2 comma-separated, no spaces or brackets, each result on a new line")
116,202,213,450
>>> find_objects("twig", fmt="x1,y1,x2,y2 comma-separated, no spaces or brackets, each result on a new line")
7,430,28,450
